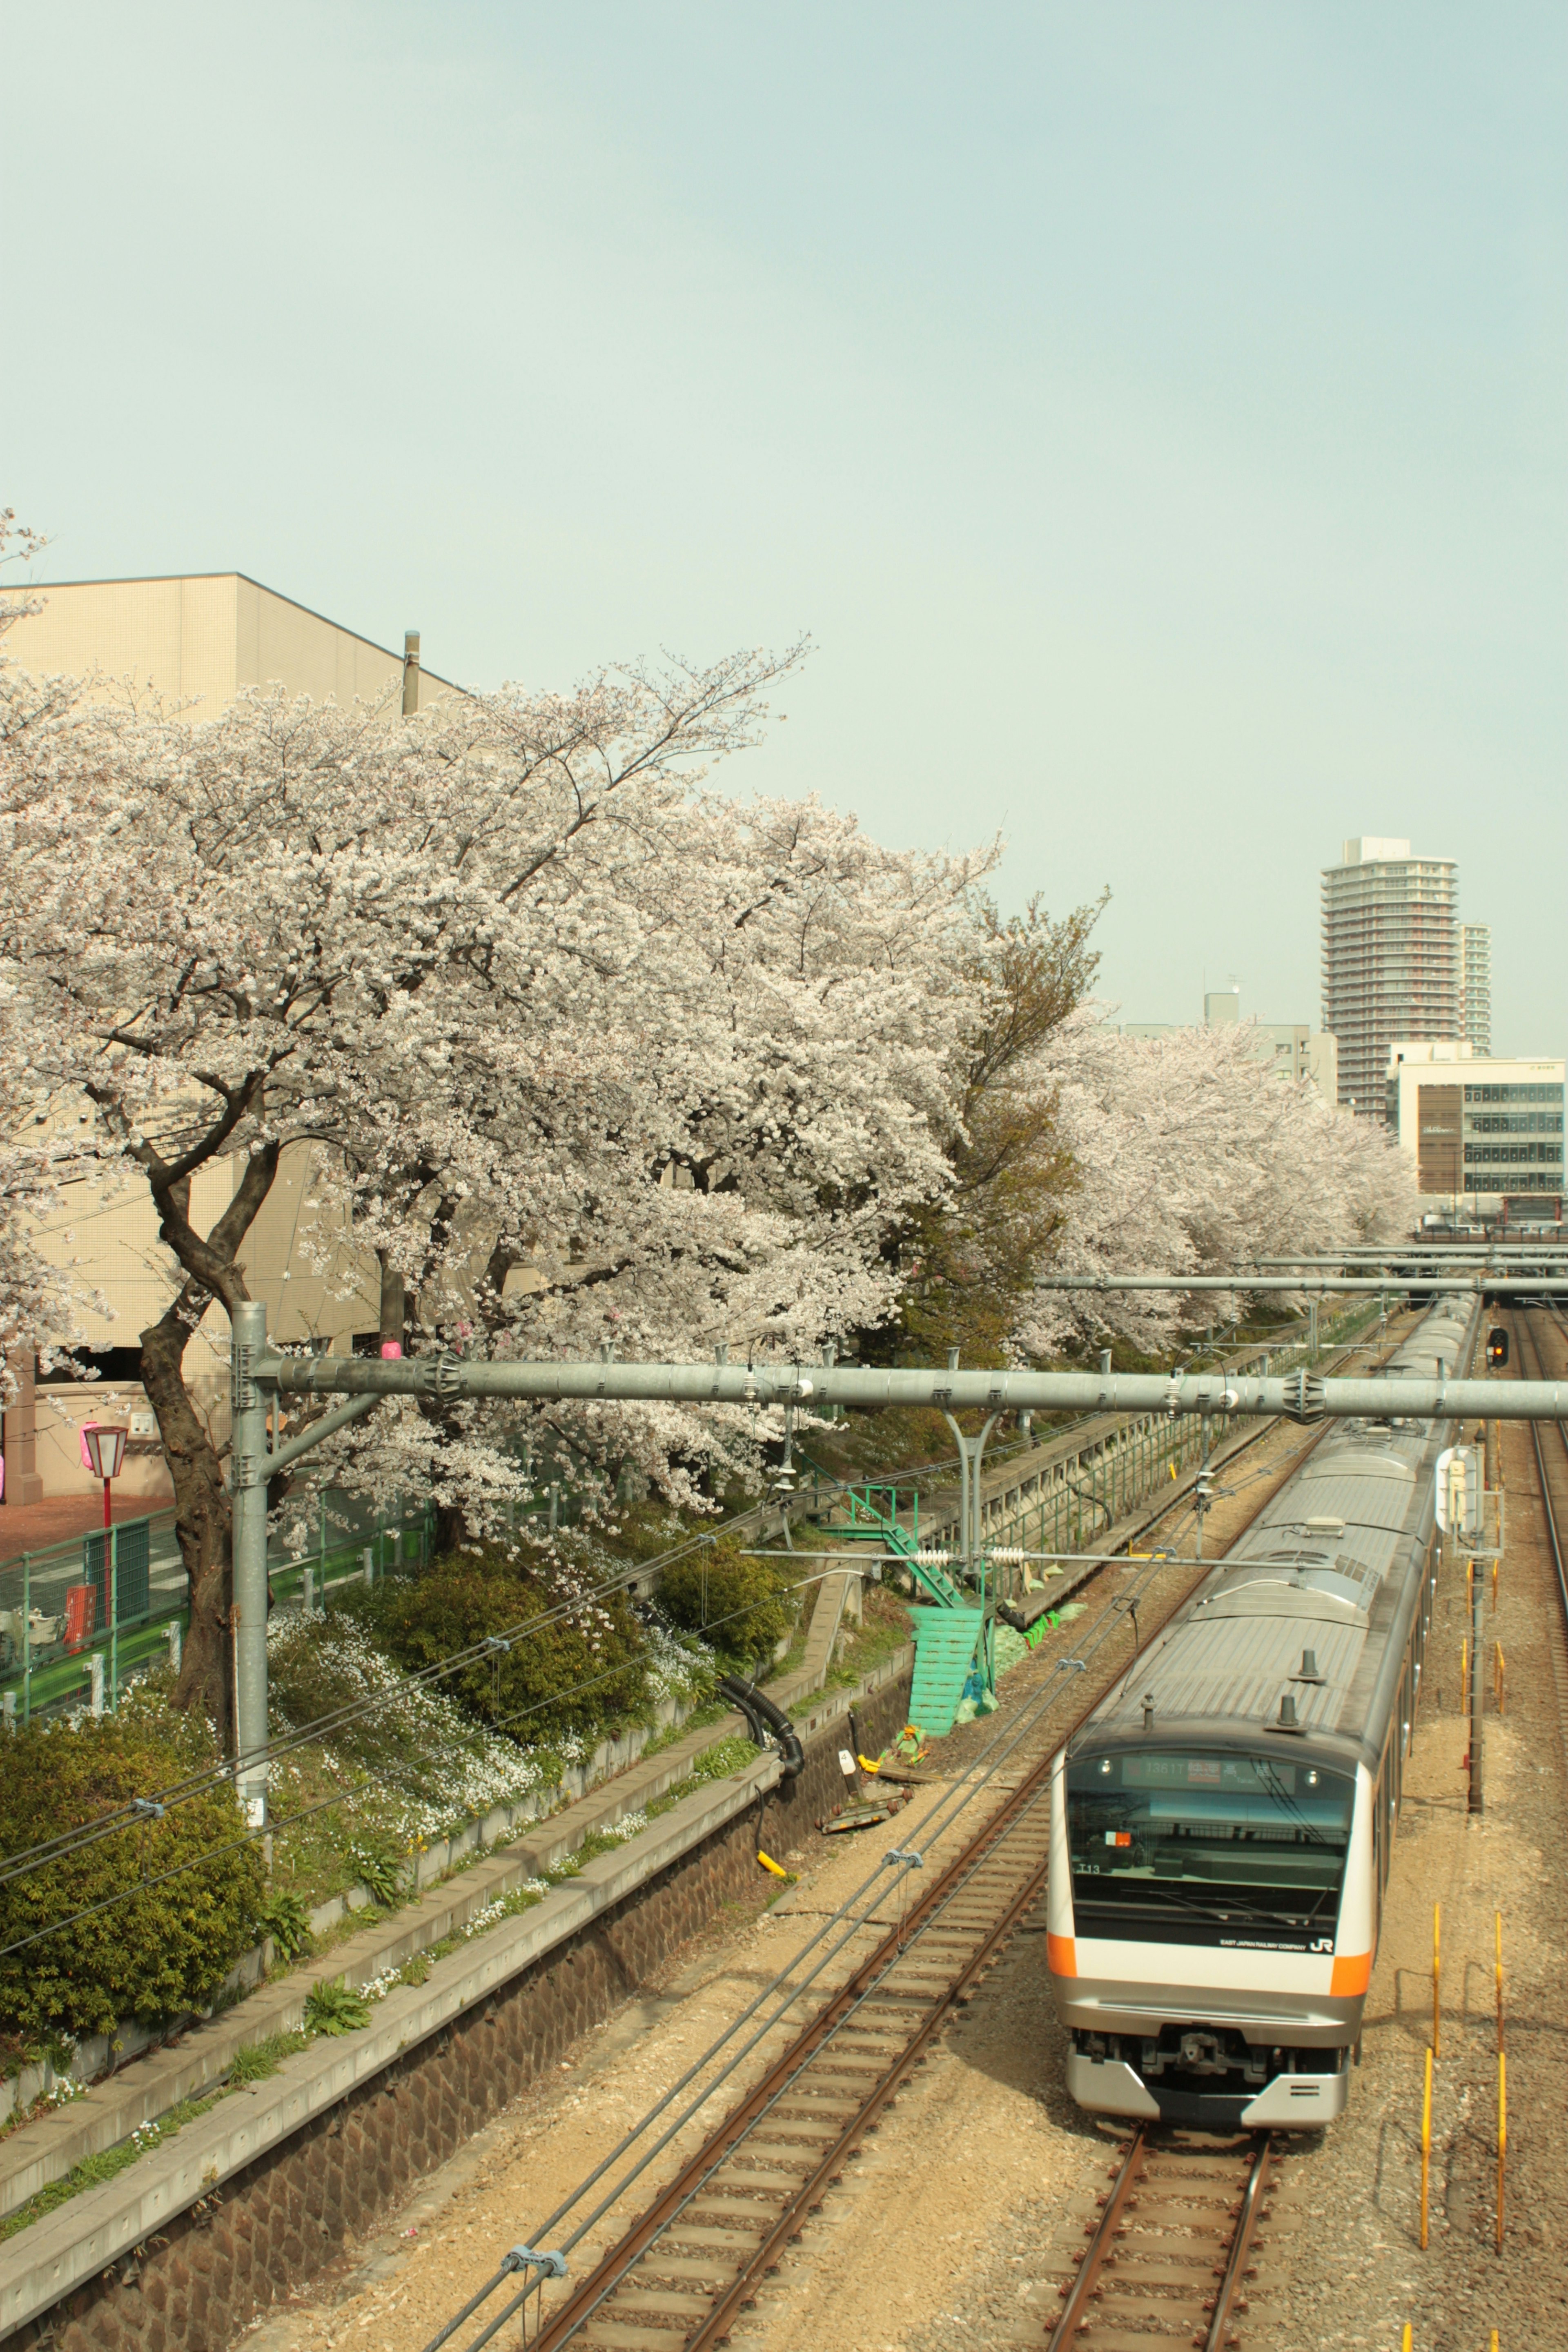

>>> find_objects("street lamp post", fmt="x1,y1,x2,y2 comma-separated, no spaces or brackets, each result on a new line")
81,1422,127,1711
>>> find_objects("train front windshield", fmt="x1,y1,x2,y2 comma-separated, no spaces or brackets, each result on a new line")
1066,1749,1355,1951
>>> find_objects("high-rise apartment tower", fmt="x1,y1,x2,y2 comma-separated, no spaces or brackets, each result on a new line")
1321,839,1460,1118
1459,924,1492,1055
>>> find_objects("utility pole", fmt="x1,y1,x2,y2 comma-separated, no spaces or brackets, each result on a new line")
231,1300,270,1827
401,628,421,717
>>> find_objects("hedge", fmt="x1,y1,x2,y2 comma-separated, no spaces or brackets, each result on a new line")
360,1547,649,1753
0,1707,265,2045
655,1539,793,1667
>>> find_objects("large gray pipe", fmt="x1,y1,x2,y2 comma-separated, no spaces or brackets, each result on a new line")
260,1349,1568,1423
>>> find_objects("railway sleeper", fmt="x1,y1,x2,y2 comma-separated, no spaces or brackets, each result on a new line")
661,2221,778,2249
631,2253,744,2290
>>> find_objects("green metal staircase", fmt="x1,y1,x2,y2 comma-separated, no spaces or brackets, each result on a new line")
833,1483,982,1735
833,1483,967,1606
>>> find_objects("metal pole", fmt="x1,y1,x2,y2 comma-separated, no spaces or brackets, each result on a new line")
230,1299,271,1827
402,628,421,717
21,1552,30,1728
109,1522,118,1714
1469,1548,1485,1815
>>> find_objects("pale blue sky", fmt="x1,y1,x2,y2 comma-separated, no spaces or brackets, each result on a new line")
5,3,1564,1053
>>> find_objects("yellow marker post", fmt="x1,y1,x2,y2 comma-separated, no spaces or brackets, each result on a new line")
1420,2047,1432,2251
1401,2325,1412,2352
1497,2050,1507,2254
1496,1912,1504,2055
1494,1642,1505,1716
1432,1905,1441,2061
757,1851,789,1880
1461,1637,1470,1717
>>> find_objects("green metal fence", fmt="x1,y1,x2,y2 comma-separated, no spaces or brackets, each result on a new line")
0,1486,434,1729
981,1292,1390,1581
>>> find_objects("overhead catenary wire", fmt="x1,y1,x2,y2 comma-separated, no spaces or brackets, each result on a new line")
0,1318,1389,1901
0,1493,846,1889
4,1306,1343,1885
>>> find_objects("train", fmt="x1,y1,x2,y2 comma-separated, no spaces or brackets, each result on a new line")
1045,1293,1481,2130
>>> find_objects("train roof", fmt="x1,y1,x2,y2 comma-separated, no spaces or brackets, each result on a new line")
1066,1299,1479,1773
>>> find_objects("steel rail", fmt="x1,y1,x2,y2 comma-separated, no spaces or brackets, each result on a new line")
1205,2133,1273,2352
533,1759,1063,2352
1045,2127,1150,2349
1046,2131,1274,2352
1512,1309,1568,1636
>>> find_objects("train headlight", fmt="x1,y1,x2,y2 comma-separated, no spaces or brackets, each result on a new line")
1099,1759,1113,1775
1305,1769,1320,1787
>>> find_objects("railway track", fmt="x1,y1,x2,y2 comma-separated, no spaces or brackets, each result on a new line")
1515,1304,1568,1628
431,1319,1405,2352
1046,2129,1278,2352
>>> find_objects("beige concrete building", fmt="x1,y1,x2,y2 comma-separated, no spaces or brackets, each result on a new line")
2,574,461,1508
2,571,459,722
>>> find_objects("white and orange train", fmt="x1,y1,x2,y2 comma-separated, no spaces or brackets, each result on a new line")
1046,1294,1479,2130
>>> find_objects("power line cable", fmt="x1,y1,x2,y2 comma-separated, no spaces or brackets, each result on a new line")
0,1565,858,1959
0,1489,830,1886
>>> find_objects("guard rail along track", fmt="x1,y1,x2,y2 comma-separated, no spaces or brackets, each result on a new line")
421,1324,1400,2352
1046,2127,1278,2352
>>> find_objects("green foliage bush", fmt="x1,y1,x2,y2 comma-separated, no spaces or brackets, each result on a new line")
0,1709,264,2044
257,1889,313,1963
346,1833,405,1909
303,1980,372,2036
361,1547,649,1754
655,1540,793,1667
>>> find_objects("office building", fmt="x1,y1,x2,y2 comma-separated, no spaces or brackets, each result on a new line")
1121,990,1338,1101
1386,1041,1564,1217
1459,924,1492,1055
1321,839,1460,1118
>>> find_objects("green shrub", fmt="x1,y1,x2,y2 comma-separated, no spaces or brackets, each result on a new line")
655,1540,793,1666
361,1548,649,1752
346,1833,405,1909
257,1889,313,1963
0,1712,264,2044
303,1980,372,2036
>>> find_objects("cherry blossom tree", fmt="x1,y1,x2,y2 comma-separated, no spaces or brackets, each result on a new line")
0,641,986,1738
1018,1008,1416,1355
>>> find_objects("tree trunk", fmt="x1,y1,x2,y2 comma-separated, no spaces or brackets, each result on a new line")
141,1280,236,1749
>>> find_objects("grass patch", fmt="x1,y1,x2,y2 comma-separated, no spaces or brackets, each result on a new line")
228,2030,311,2085
0,2089,229,2243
